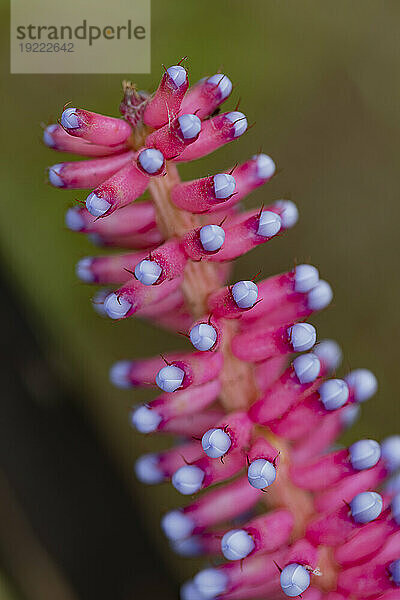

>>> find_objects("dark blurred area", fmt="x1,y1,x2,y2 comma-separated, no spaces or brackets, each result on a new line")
1,1,400,599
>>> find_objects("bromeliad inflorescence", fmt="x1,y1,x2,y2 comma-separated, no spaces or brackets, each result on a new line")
45,61,400,600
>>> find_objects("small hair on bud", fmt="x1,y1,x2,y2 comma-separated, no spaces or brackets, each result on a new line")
167,65,187,88
318,378,349,411
104,293,132,319
207,73,233,100
232,280,258,309
213,173,236,199
253,153,276,180
293,353,321,384
155,364,185,392
172,465,205,495
349,491,383,524
178,114,202,140
349,439,381,471
134,259,162,286
345,369,378,403
257,210,282,238
130,404,162,433
294,264,319,294
202,428,231,458
280,563,311,597
161,509,194,541
138,148,165,175
221,529,255,560
189,323,217,351
193,569,228,599
199,224,225,252
381,436,400,472
288,323,317,353
135,453,164,484
248,458,276,489
226,111,248,137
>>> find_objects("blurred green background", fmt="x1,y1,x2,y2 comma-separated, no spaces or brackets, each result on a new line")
1,0,400,598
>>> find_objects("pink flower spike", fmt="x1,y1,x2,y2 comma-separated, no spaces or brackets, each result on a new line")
231,322,317,363
180,73,233,119
85,161,149,217
171,172,236,213
201,412,253,459
145,113,201,159
48,151,134,189
143,65,189,128
43,123,129,156
65,202,156,236
60,107,132,146
175,111,248,163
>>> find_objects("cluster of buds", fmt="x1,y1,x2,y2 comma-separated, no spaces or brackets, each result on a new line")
44,61,400,600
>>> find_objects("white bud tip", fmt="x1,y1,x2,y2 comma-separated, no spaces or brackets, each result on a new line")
381,436,400,472
257,210,282,238
386,472,400,495
65,207,85,231
199,224,225,252
134,259,162,286
274,200,299,229
193,569,228,599
155,364,185,393
349,439,381,471
350,491,383,524
138,148,165,175
167,65,187,88
91,288,111,316
391,493,400,525
61,107,79,129
221,529,255,561
190,323,217,351
345,369,378,403
294,264,319,293
213,173,236,199
180,580,206,600
43,124,58,147
88,233,104,246
308,280,333,311
231,280,258,309
340,403,361,428
130,405,162,433
161,510,194,541
172,465,204,495
207,74,233,100
389,560,400,586
280,564,311,597
172,537,202,557
85,192,111,217
104,292,132,319
248,458,276,489
288,323,317,353
48,164,64,187
318,378,349,410
253,153,276,180
109,360,132,388
135,453,164,484
293,353,321,384
201,428,231,458
75,257,94,283
226,111,248,137
313,339,342,372
178,114,202,140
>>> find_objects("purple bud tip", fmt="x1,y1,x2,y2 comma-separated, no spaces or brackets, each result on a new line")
134,259,162,286
189,323,217,351
161,509,194,541
172,465,205,495
226,111,248,137
201,428,231,458
172,537,202,557
345,369,378,403
155,364,185,393
308,280,333,310
167,65,187,88
257,210,282,237
221,529,255,560
48,164,64,187
86,192,111,217
313,339,342,372
294,264,319,293
231,280,258,309
180,580,206,600
207,74,233,100
381,436,400,472
391,493,400,525
275,199,299,229
248,458,276,489
280,564,310,597
130,404,162,433
350,491,383,524
75,257,94,283
65,207,85,231
293,352,321,384
104,292,132,319
199,224,225,252
91,288,111,317
213,173,236,199
253,153,276,180
341,403,361,428
61,107,79,129
109,360,132,388
389,560,400,586
349,439,381,471
288,323,317,353
318,378,349,410
135,453,164,484
193,569,228,599
178,114,202,140
43,124,58,147
138,148,165,175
